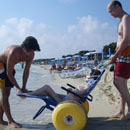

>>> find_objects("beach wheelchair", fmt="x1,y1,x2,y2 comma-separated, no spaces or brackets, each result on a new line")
52,83,90,130
17,68,105,130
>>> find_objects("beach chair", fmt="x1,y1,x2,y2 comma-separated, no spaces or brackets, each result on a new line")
17,68,106,130
58,68,89,79
52,68,106,130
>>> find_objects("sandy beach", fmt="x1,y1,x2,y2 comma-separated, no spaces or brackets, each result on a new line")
0,64,130,130
40,64,130,130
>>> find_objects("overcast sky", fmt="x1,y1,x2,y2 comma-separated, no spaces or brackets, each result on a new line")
0,0,130,59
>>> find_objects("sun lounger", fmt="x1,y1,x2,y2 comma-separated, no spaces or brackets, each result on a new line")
58,68,89,79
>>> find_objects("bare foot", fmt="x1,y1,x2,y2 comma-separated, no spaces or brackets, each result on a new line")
120,115,125,120
0,120,8,125
125,112,130,120
8,121,22,128
109,112,123,119
108,112,125,120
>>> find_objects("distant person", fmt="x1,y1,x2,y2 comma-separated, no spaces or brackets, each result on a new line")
107,1,130,120
50,62,57,73
93,54,99,66
67,61,79,71
62,60,67,69
56,64,64,71
0,36,40,128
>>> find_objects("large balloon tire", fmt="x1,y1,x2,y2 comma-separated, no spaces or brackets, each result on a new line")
52,101,87,130
81,100,89,114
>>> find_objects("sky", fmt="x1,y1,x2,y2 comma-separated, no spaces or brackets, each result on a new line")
0,0,130,59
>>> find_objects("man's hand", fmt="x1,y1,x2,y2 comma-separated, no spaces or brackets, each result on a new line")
21,88,29,93
16,88,27,99
109,56,117,64
16,88,23,94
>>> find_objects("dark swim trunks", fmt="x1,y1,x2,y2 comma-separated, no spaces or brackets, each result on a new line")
0,62,15,88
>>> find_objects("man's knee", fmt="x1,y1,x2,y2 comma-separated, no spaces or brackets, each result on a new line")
1,88,11,100
2,93,10,101
113,77,118,86
0,95,9,109
113,76,124,86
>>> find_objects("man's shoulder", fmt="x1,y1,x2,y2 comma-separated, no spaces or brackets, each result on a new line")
11,45,21,51
8,45,22,56
7,45,21,50
121,15,130,27
2,45,20,55
123,14,130,21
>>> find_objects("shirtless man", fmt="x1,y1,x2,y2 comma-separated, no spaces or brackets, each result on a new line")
0,36,40,127
107,1,130,119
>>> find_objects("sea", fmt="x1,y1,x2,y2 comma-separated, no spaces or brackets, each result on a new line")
0,64,59,130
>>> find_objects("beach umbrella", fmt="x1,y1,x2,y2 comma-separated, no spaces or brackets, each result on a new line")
78,55,80,65
109,48,111,57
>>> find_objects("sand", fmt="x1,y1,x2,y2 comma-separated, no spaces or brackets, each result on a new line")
1,64,130,130
44,65,130,130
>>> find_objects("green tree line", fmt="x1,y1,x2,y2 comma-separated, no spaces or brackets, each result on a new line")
33,42,117,64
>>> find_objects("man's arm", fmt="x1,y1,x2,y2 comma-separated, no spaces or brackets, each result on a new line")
110,16,130,63
22,52,34,92
6,52,21,90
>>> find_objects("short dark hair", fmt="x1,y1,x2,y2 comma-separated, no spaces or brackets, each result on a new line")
91,69,101,80
112,0,122,8
21,36,40,51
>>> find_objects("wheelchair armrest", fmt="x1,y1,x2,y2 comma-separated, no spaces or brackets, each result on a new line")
61,86,94,102
67,83,76,89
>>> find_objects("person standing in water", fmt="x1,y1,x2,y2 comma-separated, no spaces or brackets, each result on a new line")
0,36,40,128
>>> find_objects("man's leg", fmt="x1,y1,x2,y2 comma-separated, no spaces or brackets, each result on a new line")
1,87,21,128
113,76,130,117
110,96,126,119
119,96,126,119
0,96,8,125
